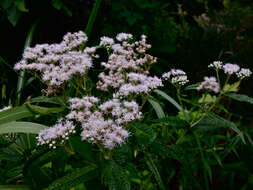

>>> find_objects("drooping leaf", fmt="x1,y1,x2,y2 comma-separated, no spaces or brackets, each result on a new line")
154,89,182,112
0,121,47,135
45,165,98,190
148,97,165,118
0,106,34,125
27,96,62,105
196,112,245,143
26,103,65,115
225,93,253,104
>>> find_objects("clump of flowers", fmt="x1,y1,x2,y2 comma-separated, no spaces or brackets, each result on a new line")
222,63,240,75
197,77,220,93
14,31,94,87
162,69,189,86
37,119,76,148
22,32,163,151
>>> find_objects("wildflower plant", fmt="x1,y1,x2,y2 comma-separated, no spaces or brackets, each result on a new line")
1,31,252,190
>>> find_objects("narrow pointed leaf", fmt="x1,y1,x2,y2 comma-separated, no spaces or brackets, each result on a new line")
148,98,165,118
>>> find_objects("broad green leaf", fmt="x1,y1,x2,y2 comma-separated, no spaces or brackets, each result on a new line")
148,98,165,118
46,165,98,190
0,105,34,125
103,160,130,190
225,93,253,104
0,121,47,135
145,153,166,190
0,185,30,190
154,89,182,111
7,6,22,26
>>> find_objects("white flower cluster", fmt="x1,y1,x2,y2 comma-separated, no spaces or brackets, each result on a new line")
162,69,189,86
208,61,252,79
208,61,223,69
81,112,129,149
37,119,76,148
65,95,141,149
115,73,163,97
14,31,93,86
99,98,142,124
223,63,240,75
197,76,220,93
97,34,159,95
0,106,12,112
66,96,99,122
99,36,115,47
236,68,252,79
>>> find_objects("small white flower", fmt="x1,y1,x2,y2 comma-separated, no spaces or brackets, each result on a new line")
162,69,189,86
223,63,240,75
197,76,220,93
208,61,223,69
116,33,133,41
236,68,252,79
100,36,115,47
0,106,12,112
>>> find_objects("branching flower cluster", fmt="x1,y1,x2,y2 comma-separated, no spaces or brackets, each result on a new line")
162,69,189,86
14,31,94,86
197,77,220,93
22,32,163,150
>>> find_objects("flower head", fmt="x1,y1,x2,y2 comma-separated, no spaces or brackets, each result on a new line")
197,76,220,93
162,69,189,86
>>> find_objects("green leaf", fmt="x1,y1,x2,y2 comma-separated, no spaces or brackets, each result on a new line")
51,0,72,16
145,153,166,190
148,97,165,118
26,103,65,115
7,5,21,26
46,165,98,190
151,116,188,127
14,0,28,12
222,81,240,93
0,121,47,135
225,93,253,104
132,123,156,146
27,96,62,105
154,89,182,112
184,82,201,91
0,185,30,190
103,160,130,190
0,105,34,125
198,94,216,103
205,112,245,143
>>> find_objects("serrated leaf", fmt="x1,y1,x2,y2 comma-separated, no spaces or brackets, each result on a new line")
0,121,47,135
46,165,98,190
103,160,130,190
148,98,165,118
0,105,34,125
225,93,253,104
154,89,182,112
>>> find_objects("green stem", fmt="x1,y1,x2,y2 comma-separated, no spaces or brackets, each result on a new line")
177,88,188,121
